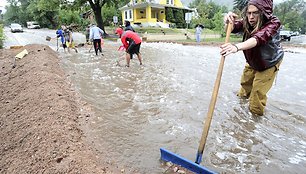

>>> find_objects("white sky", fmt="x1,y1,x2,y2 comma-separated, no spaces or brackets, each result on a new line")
0,0,7,14
0,0,7,7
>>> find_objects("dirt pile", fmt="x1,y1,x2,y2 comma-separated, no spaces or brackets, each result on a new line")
0,44,119,173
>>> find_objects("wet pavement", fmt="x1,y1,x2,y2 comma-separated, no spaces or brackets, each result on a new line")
60,42,306,174
4,28,306,173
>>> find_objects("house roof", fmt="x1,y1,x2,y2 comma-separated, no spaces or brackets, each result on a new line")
119,1,191,11
147,0,161,3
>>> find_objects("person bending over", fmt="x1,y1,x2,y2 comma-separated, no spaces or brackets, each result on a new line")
115,28,143,67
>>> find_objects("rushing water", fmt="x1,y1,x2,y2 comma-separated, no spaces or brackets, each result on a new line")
60,41,306,174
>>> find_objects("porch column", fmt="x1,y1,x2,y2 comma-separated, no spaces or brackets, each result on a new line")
133,8,137,22
146,5,151,22
161,9,166,23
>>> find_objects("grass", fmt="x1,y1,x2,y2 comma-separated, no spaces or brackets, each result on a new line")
105,26,218,35
104,26,243,44
0,24,3,49
203,36,242,43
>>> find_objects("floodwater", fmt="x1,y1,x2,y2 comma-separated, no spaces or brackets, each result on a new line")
60,41,306,174
4,28,306,173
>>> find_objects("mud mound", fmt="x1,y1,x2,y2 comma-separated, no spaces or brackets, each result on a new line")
0,44,118,173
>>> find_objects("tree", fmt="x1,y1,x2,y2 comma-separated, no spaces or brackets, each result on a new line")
4,0,128,30
274,0,306,31
212,9,224,35
18,0,31,25
4,0,21,25
27,0,61,28
76,0,119,34
189,0,227,29
102,4,122,26
233,0,248,11
4,0,61,28
301,10,306,33
165,7,175,23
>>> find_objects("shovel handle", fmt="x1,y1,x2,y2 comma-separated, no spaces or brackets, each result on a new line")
195,23,233,164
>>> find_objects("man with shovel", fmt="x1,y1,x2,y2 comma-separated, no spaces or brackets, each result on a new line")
63,25,78,53
220,0,284,116
56,28,67,52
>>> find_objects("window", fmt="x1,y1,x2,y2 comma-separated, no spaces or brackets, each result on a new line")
125,11,128,20
167,0,174,5
124,10,133,20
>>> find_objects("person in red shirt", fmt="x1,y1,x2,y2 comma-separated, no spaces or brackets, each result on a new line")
115,28,143,67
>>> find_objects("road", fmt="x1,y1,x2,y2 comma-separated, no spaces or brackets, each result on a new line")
4,26,306,48
3,27,86,50
285,34,306,45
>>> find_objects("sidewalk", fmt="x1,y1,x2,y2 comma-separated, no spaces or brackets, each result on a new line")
142,33,221,41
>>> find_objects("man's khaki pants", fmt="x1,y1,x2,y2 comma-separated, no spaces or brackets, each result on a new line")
238,61,282,115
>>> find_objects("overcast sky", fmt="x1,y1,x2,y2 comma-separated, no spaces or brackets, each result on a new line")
0,0,7,11
0,0,7,7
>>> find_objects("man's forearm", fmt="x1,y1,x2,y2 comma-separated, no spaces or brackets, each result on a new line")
235,37,257,51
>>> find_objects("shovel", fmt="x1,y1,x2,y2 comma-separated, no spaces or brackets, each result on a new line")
46,36,52,41
160,23,233,173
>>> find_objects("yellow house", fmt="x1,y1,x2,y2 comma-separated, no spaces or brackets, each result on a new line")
119,0,191,28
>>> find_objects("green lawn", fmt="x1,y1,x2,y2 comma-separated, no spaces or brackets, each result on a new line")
105,26,219,34
104,26,243,44
203,36,242,43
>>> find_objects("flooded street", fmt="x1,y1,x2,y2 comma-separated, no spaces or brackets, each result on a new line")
4,29,306,173
61,42,306,173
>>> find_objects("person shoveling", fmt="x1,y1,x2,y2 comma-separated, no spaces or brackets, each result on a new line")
55,28,67,52
62,25,78,53
115,27,143,67
46,30,66,52
47,25,78,53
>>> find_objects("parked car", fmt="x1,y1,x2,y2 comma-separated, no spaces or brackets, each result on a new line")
291,31,300,36
280,30,291,41
10,23,23,33
26,21,40,29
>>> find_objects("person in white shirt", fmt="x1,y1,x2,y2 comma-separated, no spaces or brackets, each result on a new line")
195,24,203,43
89,24,104,56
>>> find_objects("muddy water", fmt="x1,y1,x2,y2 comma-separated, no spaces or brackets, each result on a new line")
60,41,306,174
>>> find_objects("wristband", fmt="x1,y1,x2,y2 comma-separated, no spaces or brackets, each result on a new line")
233,44,239,52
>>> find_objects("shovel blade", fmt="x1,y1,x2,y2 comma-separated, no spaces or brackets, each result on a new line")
160,148,216,174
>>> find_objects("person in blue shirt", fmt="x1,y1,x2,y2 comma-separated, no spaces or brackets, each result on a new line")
56,28,67,52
